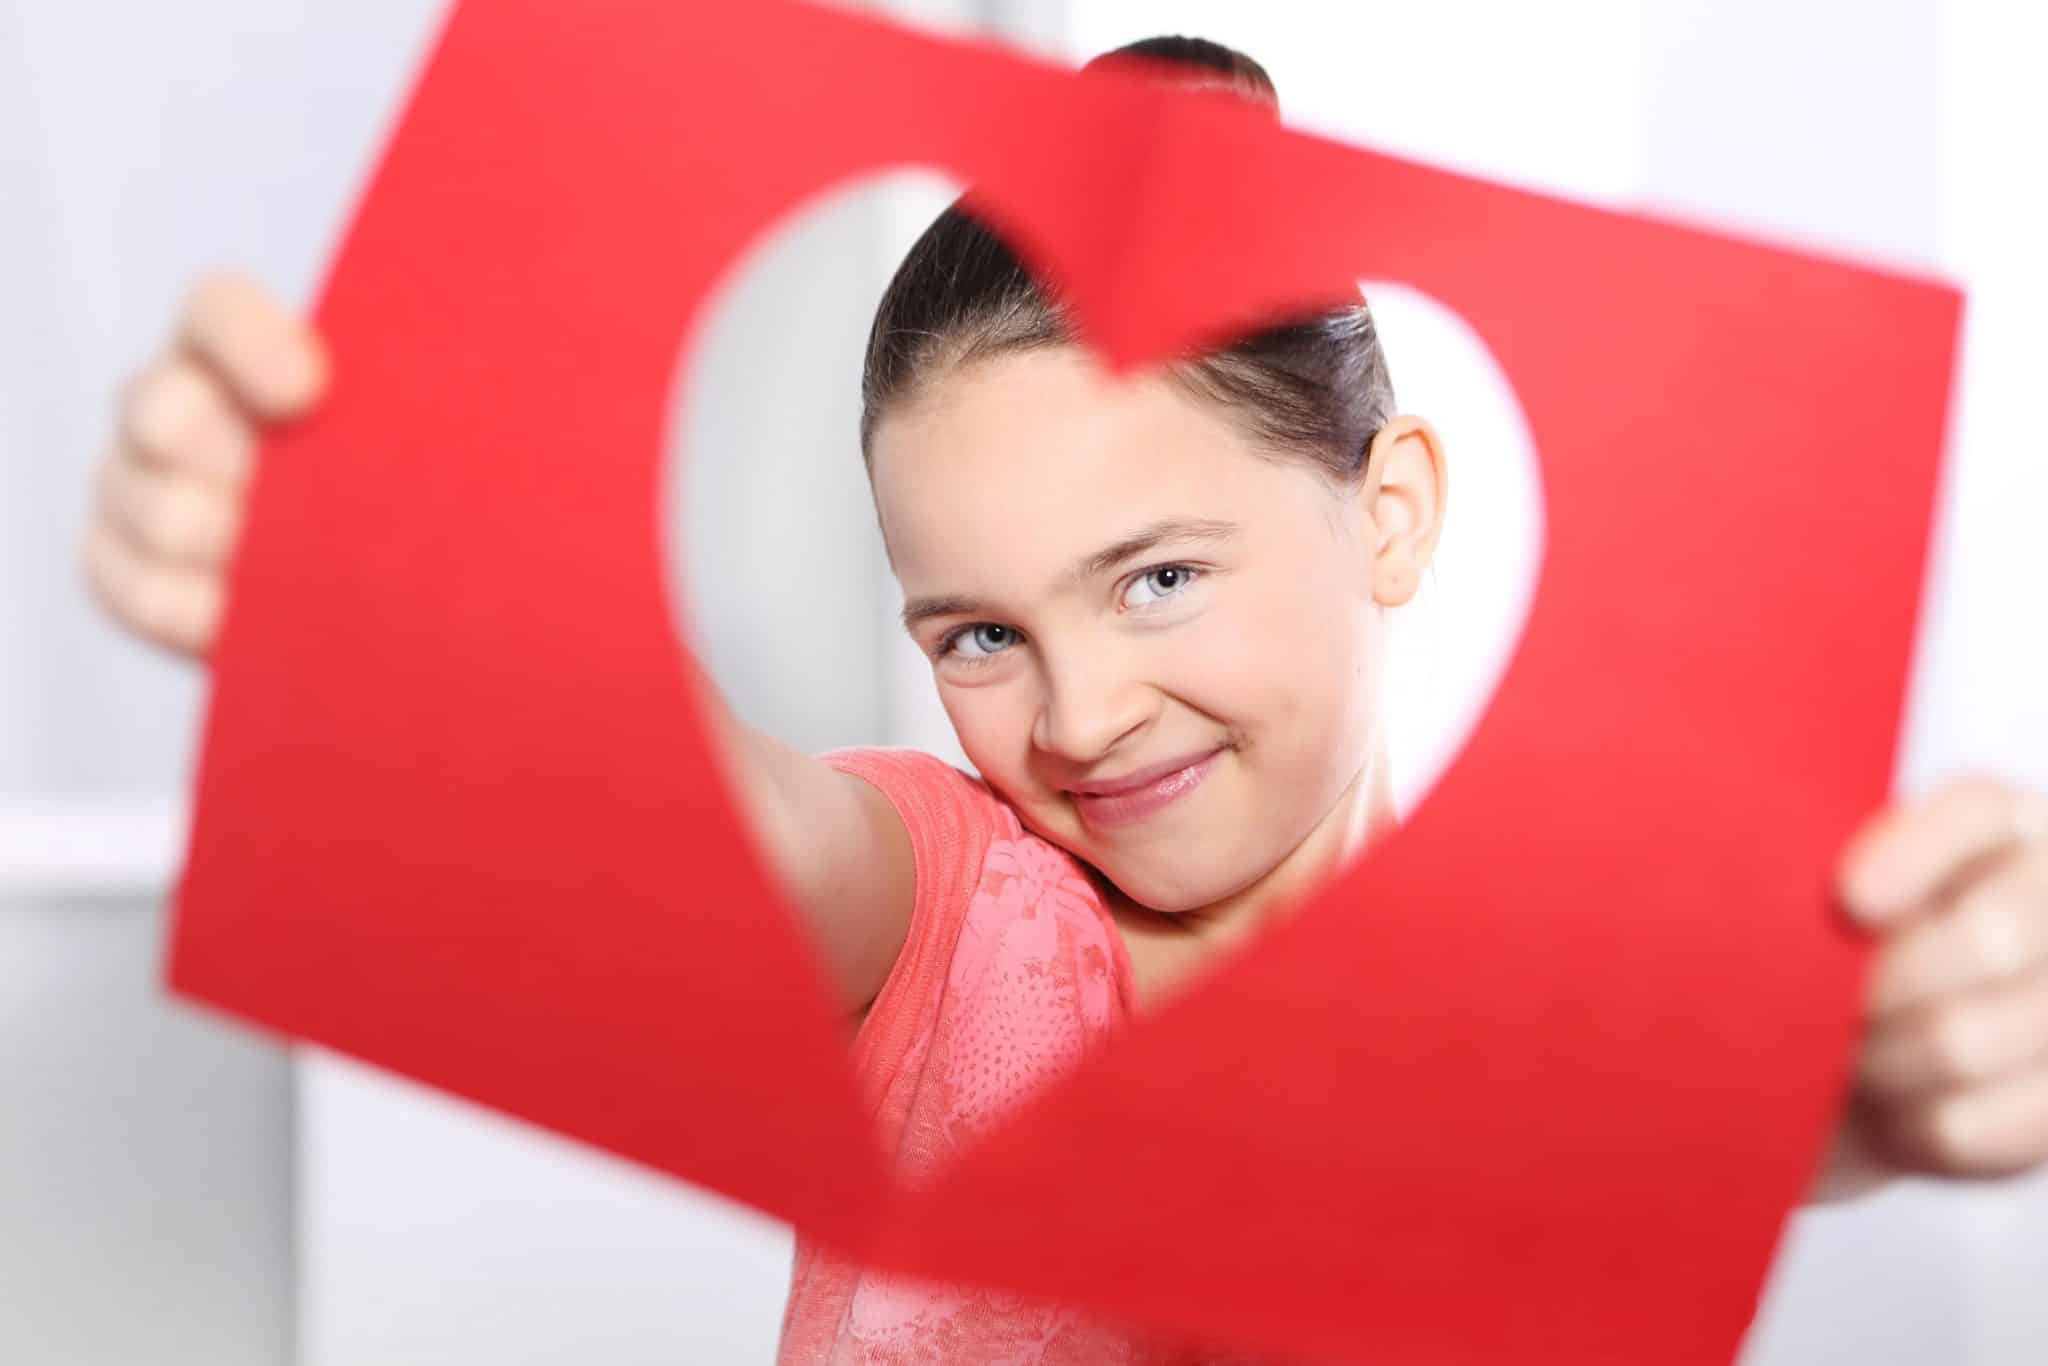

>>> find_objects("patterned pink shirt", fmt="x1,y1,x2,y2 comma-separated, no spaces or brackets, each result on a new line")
775,747,1277,1365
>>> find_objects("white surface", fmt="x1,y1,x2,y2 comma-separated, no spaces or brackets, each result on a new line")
0,797,185,898
298,1054,794,1365
2,0,454,1359
1,893,293,1366
1927,0,2048,1353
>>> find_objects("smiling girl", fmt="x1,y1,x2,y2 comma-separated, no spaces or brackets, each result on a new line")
80,33,2048,1366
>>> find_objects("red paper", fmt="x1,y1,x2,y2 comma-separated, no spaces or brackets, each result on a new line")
167,0,1960,1360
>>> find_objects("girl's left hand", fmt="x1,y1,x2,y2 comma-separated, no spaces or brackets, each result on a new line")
1818,776,2048,1197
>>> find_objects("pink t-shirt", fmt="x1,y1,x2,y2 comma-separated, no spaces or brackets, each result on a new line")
775,747,1280,1365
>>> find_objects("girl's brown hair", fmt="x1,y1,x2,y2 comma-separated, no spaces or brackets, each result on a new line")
858,36,1396,488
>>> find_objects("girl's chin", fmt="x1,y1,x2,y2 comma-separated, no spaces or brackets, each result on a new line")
1079,858,1240,918
1017,804,1249,914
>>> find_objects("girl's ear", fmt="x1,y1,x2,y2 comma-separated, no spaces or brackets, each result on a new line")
1360,414,1448,607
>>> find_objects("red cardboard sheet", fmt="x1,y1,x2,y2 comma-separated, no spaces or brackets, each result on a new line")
167,0,1960,1360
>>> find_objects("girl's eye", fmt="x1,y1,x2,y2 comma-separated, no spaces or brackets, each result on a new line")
1120,563,1202,610
933,564,1202,664
936,622,1020,663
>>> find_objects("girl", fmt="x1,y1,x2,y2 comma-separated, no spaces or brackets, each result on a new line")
80,34,2048,1366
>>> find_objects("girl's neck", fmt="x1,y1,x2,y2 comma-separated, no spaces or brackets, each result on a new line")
1102,740,1399,1013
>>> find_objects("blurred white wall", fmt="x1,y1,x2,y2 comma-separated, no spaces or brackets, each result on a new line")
3,1,2043,1363
1,1,458,1360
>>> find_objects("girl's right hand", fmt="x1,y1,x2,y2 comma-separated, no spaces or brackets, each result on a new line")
80,270,329,659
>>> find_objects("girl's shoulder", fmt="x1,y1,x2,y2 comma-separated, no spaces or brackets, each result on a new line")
816,746,1118,945
816,746,1136,1080
816,746,1108,933
816,744,1021,857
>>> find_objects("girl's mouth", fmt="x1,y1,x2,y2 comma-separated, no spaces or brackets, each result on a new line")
1070,748,1224,831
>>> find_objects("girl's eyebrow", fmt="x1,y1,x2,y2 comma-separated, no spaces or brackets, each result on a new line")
899,515,1241,634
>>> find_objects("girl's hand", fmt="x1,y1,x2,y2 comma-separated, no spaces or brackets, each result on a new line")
1817,776,2048,1198
80,270,328,659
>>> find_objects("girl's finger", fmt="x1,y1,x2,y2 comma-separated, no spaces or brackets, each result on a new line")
95,444,244,569
78,518,224,658
1865,843,2048,1017
1857,963,2048,1097
1872,1063,2048,1177
174,270,329,422
1839,776,2048,927
117,354,258,486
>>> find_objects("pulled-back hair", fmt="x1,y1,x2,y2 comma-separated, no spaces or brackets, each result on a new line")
858,36,1397,488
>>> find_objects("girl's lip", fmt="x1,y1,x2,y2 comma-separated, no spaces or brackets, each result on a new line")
1069,749,1224,831
1067,746,1227,797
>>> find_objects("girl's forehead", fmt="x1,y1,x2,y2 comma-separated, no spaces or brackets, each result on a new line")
871,347,1294,582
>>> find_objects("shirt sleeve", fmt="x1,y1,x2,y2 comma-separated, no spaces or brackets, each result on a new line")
814,746,1006,1115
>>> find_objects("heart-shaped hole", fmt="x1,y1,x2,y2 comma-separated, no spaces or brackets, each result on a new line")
661,167,1546,1115
664,176,1545,969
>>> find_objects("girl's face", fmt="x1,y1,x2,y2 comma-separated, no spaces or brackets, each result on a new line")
869,344,1442,914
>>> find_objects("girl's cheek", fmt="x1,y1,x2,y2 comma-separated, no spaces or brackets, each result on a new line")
1200,593,1368,736
1178,600,1284,687
940,679,1036,774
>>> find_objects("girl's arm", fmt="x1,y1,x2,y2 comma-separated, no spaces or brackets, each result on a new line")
707,691,914,1014
82,269,917,1016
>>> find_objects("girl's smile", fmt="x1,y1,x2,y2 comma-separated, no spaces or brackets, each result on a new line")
1067,744,1228,831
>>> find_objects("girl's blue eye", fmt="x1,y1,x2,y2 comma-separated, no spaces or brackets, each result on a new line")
1120,563,1201,610
938,622,1019,663
933,564,1201,664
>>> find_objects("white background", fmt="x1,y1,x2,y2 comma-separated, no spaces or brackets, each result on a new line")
3,1,2044,1362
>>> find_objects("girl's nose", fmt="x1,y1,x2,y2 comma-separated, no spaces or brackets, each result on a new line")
1031,654,1154,766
